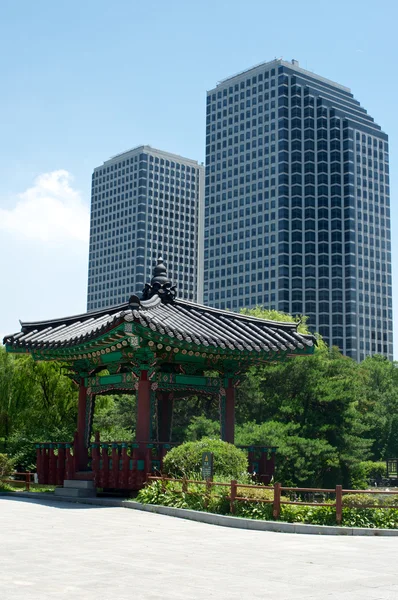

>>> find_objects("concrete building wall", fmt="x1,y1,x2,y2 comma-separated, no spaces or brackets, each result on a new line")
87,145,204,311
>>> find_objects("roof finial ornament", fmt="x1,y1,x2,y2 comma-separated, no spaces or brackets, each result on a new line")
141,256,177,304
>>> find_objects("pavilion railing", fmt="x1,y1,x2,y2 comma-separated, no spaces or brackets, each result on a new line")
35,435,178,489
90,439,177,490
36,443,75,485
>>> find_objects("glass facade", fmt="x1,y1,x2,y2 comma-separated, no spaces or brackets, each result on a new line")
87,146,203,311
203,59,392,361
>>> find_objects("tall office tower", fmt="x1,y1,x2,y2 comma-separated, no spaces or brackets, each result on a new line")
87,145,204,311
204,59,392,361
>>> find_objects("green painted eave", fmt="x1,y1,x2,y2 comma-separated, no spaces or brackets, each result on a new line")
5,318,314,372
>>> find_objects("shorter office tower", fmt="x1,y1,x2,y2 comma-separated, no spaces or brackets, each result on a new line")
87,145,204,311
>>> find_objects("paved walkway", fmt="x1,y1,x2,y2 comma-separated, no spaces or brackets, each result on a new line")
1,497,397,600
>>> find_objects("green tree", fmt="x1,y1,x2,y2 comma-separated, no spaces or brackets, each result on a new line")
240,306,310,334
0,348,35,448
356,355,398,459
235,308,372,487
236,421,339,487
92,394,136,440
184,415,220,441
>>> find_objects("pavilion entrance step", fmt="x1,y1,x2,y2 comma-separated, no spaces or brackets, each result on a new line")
64,479,95,490
54,479,96,499
73,471,94,481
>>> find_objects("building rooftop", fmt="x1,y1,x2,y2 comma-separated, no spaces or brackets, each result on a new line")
95,145,201,169
212,58,351,94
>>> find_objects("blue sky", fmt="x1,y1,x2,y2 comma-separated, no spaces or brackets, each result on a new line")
1,0,397,354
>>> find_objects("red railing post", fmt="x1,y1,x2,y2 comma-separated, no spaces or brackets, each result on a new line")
42,445,50,484
57,445,65,485
129,447,139,490
91,434,101,488
230,480,237,514
101,444,109,488
336,485,343,525
48,445,56,485
109,443,120,488
26,472,31,492
273,482,281,519
120,443,128,488
36,445,43,483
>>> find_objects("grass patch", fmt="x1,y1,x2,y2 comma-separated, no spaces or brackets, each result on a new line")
0,481,56,493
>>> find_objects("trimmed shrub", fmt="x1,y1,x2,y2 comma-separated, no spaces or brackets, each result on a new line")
162,438,248,480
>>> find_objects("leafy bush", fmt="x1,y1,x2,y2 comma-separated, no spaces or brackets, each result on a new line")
343,493,377,507
162,438,248,480
0,482,14,492
234,501,273,520
236,485,273,501
280,504,335,525
343,493,398,508
137,479,230,514
350,461,387,489
137,478,398,528
7,429,73,472
5,436,37,472
0,453,14,478
342,508,398,529
235,502,398,528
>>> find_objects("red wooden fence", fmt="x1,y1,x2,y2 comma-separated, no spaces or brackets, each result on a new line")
147,476,398,525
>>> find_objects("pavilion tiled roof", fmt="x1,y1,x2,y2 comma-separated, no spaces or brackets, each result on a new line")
3,297,314,355
3,259,316,355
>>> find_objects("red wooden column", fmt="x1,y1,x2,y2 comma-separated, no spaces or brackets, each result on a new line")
76,378,89,472
136,370,151,447
224,379,235,444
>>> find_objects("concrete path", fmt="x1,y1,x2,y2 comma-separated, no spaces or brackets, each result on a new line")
1,497,397,600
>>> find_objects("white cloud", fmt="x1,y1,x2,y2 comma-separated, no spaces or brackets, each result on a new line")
0,170,89,243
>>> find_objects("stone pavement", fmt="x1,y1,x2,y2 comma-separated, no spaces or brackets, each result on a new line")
0,497,397,600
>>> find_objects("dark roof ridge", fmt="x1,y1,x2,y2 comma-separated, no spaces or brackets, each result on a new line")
174,298,302,330
19,302,129,331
